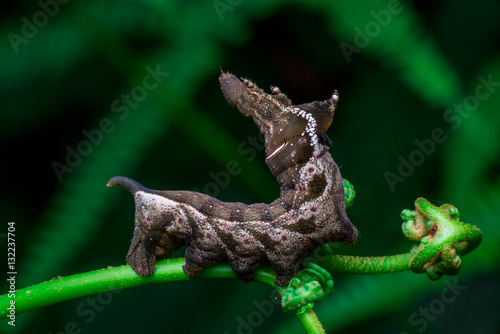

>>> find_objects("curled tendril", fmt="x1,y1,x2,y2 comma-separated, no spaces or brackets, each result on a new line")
343,178,355,208
281,261,334,315
401,198,482,280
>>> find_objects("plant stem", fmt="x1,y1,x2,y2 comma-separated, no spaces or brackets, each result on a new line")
1,258,183,318
296,308,327,334
0,258,283,320
319,253,412,274
0,258,328,333
0,255,411,333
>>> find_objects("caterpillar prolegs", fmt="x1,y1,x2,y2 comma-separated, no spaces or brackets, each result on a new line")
107,73,358,286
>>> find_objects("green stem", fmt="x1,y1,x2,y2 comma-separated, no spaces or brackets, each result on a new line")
2,258,271,319
0,254,412,333
319,253,412,274
296,308,326,334
1,258,327,333
1,258,188,318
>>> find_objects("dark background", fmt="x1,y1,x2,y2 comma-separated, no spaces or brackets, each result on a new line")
1,0,499,333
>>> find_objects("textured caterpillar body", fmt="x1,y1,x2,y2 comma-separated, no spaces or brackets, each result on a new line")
108,73,358,286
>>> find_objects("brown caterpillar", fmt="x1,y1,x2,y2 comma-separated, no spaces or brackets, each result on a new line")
107,72,358,286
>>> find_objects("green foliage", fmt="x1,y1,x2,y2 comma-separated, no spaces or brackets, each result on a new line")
1,0,499,333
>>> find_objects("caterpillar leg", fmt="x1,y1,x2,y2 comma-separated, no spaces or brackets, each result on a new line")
183,246,223,278
268,254,303,287
127,230,156,276
274,272,295,287
227,255,260,283
127,241,156,276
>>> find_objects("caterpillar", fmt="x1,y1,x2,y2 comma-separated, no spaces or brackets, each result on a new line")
107,72,358,286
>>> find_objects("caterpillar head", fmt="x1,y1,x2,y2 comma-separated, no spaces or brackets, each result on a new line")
219,72,339,159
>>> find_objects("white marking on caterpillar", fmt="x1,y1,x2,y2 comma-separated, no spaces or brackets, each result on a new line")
266,141,288,160
286,107,321,156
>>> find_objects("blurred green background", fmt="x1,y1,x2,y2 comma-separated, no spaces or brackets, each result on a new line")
1,0,499,333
